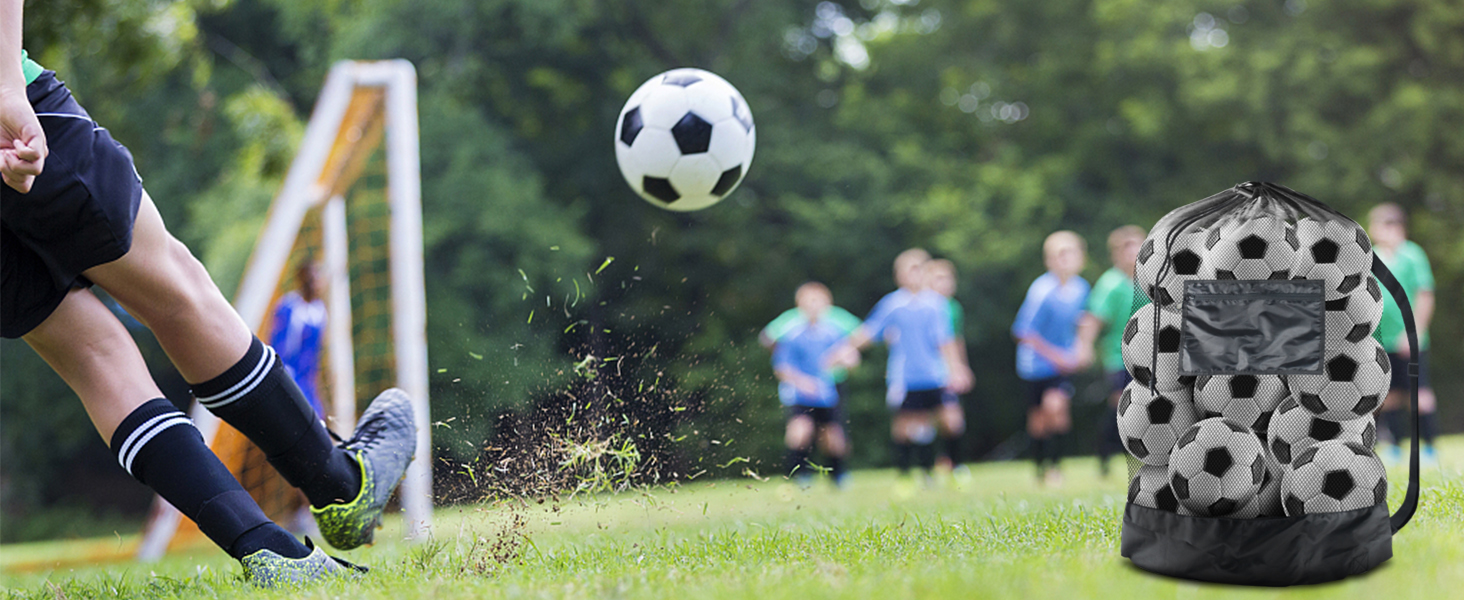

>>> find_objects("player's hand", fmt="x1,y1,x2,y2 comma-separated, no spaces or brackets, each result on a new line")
792,375,821,396
947,365,974,394
1394,333,1410,358
0,89,46,193
1074,346,1096,371
824,344,860,370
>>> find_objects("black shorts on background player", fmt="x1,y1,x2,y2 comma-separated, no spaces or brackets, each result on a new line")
1108,370,1133,394
1,71,143,338
1387,351,1430,390
1027,376,1075,408
786,405,842,425
901,388,944,412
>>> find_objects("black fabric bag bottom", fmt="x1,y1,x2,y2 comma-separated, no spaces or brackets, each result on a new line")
1121,503,1392,586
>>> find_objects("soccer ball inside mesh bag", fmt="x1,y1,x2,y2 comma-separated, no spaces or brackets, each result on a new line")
1121,304,1191,391
1202,216,1301,280
1118,381,1198,466
1288,338,1390,421
1326,277,1384,345
1168,418,1267,516
1281,440,1387,515
1194,374,1288,434
1130,464,1191,514
1292,218,1374,300
1268,395,1377,465
1231,451,1285,519
1135,230,1210,311
615,68,755,211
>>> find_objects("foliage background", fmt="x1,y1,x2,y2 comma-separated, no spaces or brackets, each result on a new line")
3,0,1461,541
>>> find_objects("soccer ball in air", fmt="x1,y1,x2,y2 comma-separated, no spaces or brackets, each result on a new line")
1202,216,1300,280
1194,374,1288,434
614,68,756,211
1292,218,1373,300
1168,418,1267,516
1231,451,1284,519
1268,395,1377,466
1326,277,1384,344
1135,230,1210,311
1117,381,1198,466
1121,304,1192,391
1281,440,1386,515
1129,464,1190,514
1288,338,1390,421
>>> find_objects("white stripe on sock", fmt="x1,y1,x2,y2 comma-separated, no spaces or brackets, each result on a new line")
122,417,194,475
196,347,276,409
116,412,188,474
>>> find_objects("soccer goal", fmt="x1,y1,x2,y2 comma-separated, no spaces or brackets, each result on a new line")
137,60,431,560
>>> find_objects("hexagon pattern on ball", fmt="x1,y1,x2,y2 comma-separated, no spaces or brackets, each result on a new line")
1121,304,1191,392
1130,464,1192,514
1117,381,1198,466
1291,218,1373,300
1325,277,1384,344
1288,338,1390,421
1202,216,1299,281
1281,440,1386,515
1168,418,1267,516
614,68,755,211
1193,374,1287,434
1135,230,1211,312
1267,395,1376,466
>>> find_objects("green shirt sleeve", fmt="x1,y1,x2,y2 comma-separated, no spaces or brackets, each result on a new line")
762,308,804,342
946,298,965,337
21,50,43,85
1403,241,1435,292
826,306,863,335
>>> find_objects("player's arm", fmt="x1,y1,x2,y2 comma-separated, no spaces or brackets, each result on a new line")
941,339,973,394
774,366,820,396
0,0,46,193
824,326,870,370
1075,313,1103,370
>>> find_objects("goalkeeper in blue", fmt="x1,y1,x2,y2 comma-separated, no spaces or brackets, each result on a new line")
772,282,853,488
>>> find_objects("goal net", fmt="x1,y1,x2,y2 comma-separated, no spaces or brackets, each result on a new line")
137,60,431,559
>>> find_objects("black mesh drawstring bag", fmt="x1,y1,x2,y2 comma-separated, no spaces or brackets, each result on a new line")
1116,181,1422,586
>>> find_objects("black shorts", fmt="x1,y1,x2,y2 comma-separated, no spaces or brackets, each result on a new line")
1108,369,1133,394
900,388,944,412
1027,376,1075,408
941,389,961,406
1,71,142,339
786,405,842,425
1387,351,1431,391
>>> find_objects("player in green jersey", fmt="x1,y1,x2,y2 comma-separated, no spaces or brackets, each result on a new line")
924,259,974,475
1076,226,1148,477
1368,204,1439,467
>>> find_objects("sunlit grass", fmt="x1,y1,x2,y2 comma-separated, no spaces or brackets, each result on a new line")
2,437,1460,599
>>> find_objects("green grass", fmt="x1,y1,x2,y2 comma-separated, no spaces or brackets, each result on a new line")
3,436,1461,599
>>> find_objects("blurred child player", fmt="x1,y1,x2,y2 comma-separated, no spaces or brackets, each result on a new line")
1013,231,1091,486
924,259,975,475
772,282,853,487
1076,226,1147,477
1368,204,1439,467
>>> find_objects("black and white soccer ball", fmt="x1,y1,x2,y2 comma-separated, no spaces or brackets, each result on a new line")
1168,417,1267,516
1129,464,1192,514
1292,218,1374,300
1202,216,1300,280
1267,395,1377,466
1231,450,1284,519
1325,277,1384,345
1117,381,1198,466
1288,338,1390,421
1135,230,1210,311
1193,374,1288,434
614,68,755,211
1281,440,1387,515
1121,304,1192,391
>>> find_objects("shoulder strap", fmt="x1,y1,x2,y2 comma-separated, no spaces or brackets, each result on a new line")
1371,255,1420,533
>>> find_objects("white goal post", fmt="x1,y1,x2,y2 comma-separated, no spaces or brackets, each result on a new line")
137,60,432,560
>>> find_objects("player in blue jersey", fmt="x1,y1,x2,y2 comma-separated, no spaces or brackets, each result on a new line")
1013,231,1091,486
270,262,329,420
832,249,973,480
773,282,853,487
924,259,974,475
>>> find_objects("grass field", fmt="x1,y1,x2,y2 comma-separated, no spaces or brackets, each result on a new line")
3,436,1461,599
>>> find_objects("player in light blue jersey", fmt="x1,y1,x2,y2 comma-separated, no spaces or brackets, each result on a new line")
1012,231,1090,486
772,282,853,487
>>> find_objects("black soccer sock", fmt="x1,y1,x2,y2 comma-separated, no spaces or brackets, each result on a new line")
943,435,962,467
786,447,810,477
1420,412,1438,447
1384,409,1408,447
191,337,360,508
916,442,936,473
893,442,912,474
830,456,846,479
1049,434,1065,468
1032,437,1048,470
112,399,310,560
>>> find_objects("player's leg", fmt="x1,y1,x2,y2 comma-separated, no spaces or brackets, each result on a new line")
785,411,815,479
1041,384,1073,485
1026,380,1050,480
1418,352,1438,465
937,394,965,470
21,288,314,565
818,416,849,486
890,391,913,475
84,191,414,550
1379,352,1409,463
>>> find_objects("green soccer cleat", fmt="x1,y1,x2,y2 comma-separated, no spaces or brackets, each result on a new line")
312,388,417,551
241,538,367,587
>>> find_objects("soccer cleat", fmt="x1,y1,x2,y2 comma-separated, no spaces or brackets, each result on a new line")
1422,445,1439,468
312,388,417,551
241,538,367,587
